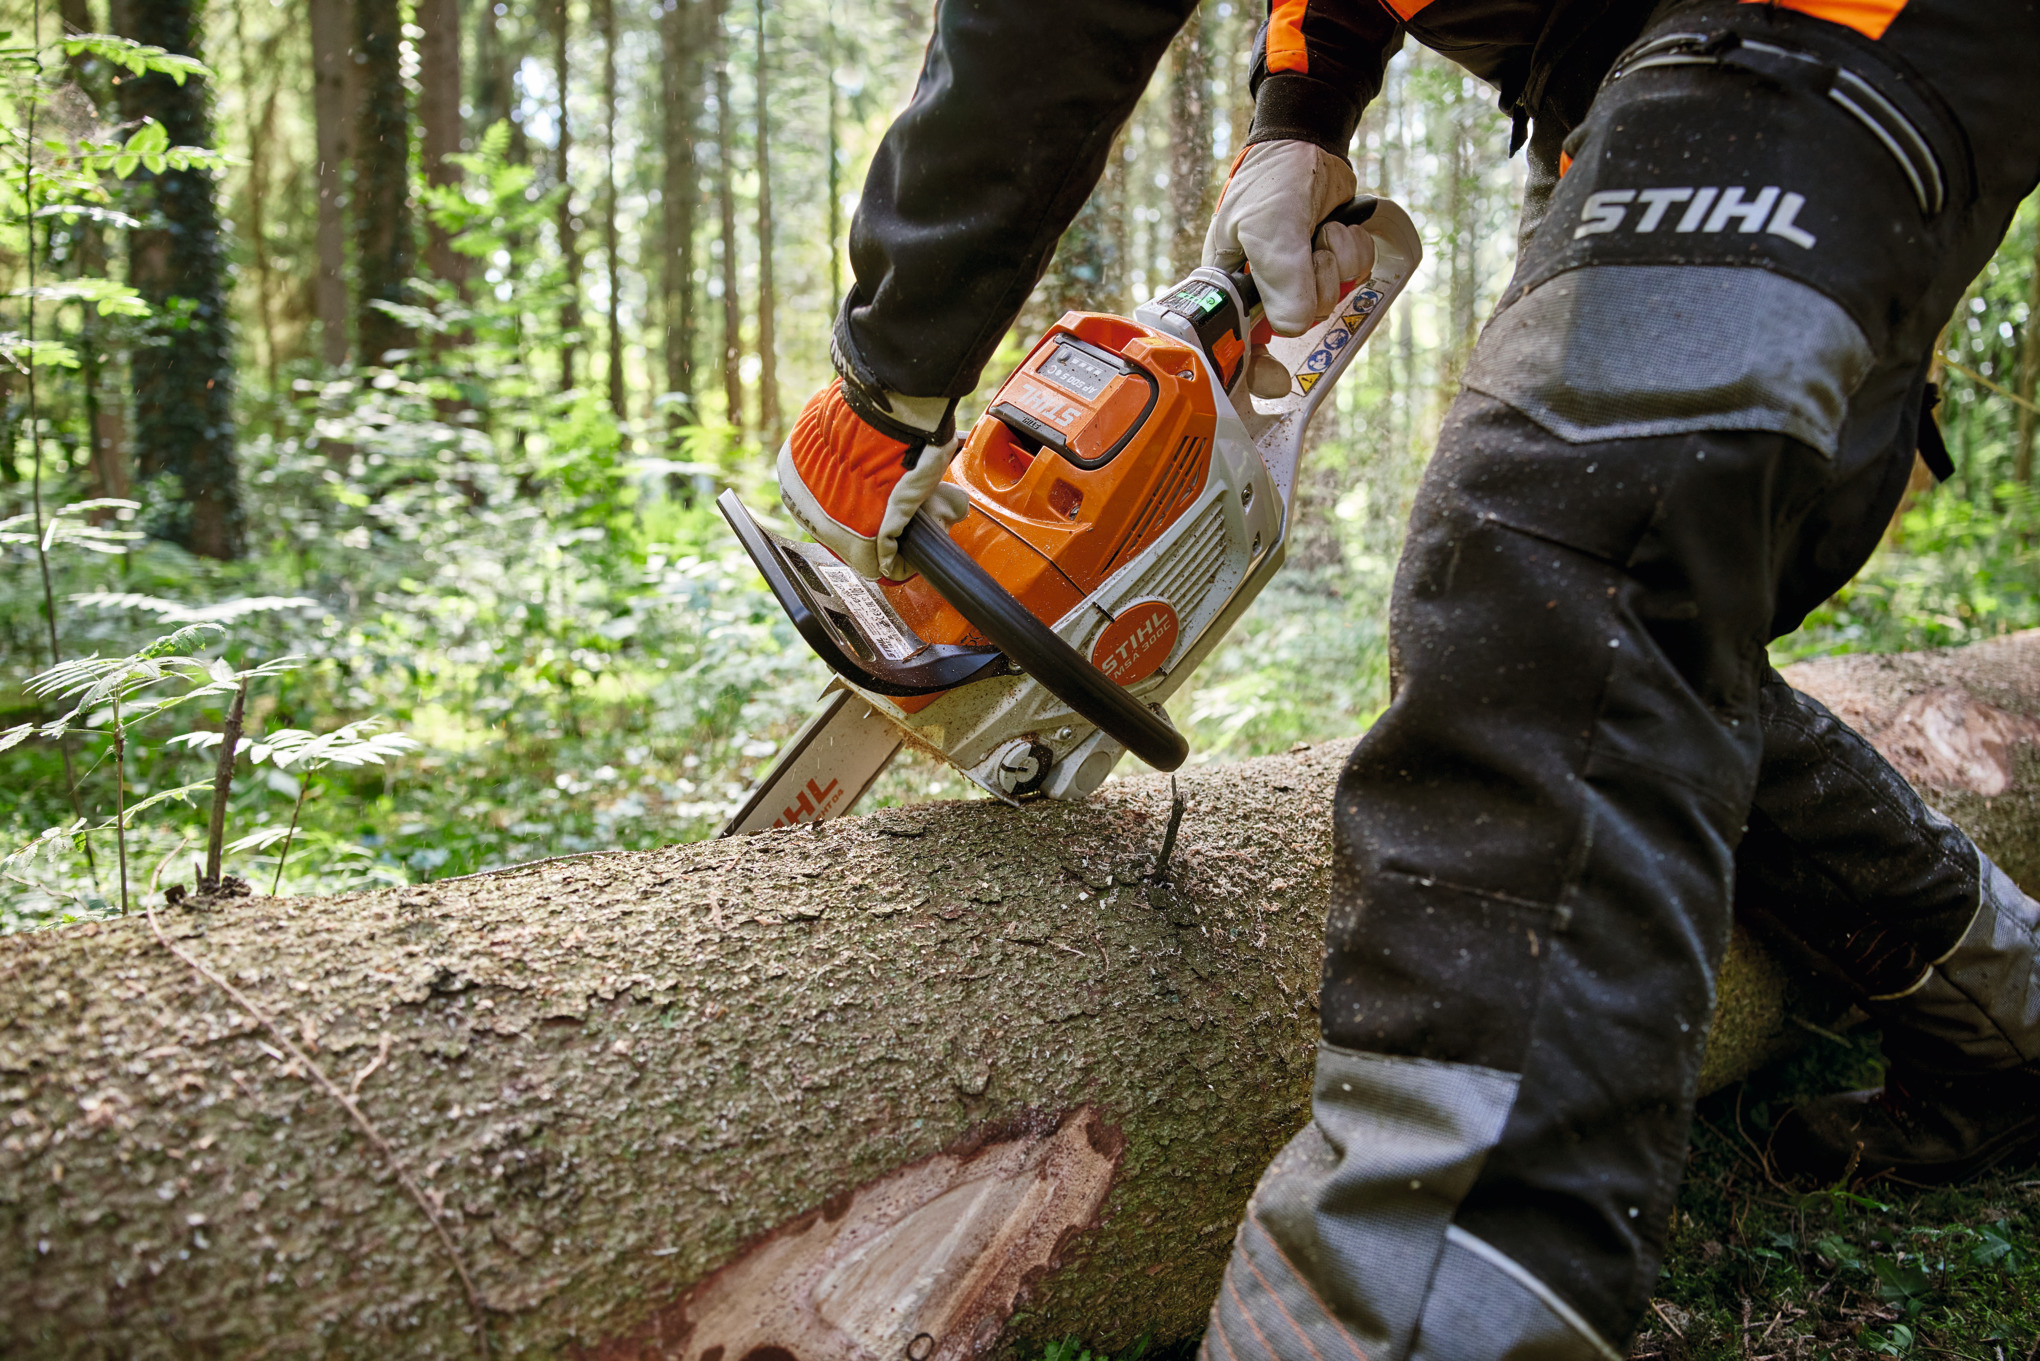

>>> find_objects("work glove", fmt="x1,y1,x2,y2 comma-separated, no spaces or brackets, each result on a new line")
778,379,969,582
1203,140,1375,339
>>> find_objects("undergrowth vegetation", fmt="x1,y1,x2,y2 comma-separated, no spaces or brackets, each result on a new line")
1642,1032,2040,1361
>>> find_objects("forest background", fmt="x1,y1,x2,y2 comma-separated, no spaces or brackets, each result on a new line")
1,3,2039,1358
0,0,2033,922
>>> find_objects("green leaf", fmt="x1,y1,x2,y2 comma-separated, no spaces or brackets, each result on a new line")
33,204,140,227
56,35,213,86
1972,1222,2023,1269
0,334,81,370
15,278,152,318
70,592,320,625
2,820,88,870
117,781,211,825
226,827,298,854
259,720,421,772
138,623,227,662
1872,1256,1933,1312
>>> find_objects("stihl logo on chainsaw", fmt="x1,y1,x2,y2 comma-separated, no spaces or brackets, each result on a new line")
1573,186,1818,248
772,776,843,830
1009,379,1086,430
1090,599,1180,686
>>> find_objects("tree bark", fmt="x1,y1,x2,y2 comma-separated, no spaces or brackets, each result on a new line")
418,0,467,292
6,633,2040,1357
309,0,354,366
112,0,242,560
354,0,415,366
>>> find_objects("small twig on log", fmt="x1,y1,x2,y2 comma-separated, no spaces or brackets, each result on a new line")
149,832,194,898
349,1033,393,1096
431,849,611,885
143,902,491,1358
202,678,249,889
1149,776,1186,885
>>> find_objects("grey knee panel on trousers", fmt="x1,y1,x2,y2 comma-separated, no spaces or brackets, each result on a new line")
1462,266,1874,455
1200,1044,1613,1361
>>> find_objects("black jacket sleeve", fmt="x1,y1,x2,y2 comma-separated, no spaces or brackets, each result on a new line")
833,0,1200,403
1245,2,1404,156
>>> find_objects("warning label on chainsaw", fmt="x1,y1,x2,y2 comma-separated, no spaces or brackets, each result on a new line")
814,559,913,661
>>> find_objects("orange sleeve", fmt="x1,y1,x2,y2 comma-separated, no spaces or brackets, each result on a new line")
1738,0,1909,40
1267,0,1312,72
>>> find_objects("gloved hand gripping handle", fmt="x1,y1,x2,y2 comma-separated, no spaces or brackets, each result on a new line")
896,509,1190,772
1224,194,1379,322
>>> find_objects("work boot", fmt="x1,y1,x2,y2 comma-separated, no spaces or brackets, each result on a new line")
1771,1062,2040,1184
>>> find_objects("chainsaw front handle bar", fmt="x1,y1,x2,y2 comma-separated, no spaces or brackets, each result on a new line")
897,509,1190,773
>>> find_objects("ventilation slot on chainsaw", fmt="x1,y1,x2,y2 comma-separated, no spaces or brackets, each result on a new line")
1104,433,1211,577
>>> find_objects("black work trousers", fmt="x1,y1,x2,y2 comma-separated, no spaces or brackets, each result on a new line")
1205,2,2040,1359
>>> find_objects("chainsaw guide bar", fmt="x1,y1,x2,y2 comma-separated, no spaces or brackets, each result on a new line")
719,197,1421,836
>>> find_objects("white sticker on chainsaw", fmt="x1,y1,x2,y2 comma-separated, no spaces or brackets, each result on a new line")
814,559,914,661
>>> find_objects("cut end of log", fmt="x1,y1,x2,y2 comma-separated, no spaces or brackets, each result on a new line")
590,1108,1125,1361
1875,688,2040,798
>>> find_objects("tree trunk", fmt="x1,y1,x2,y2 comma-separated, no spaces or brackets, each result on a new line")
2014,223,2039,484
825,1,842,304
661,0,704,437
59,0,127,506
599,0,626,422
714,20,744,437
553,0,581,393
7,632,2040,1357
418,0,467,292
354,0,415,366
112,0,242,560
1167,3,1212,279
473,0,516,151
234,7,284,403
753,0,780,447
309,0,353,367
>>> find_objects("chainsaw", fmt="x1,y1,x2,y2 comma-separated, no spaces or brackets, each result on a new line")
716,196,1421,835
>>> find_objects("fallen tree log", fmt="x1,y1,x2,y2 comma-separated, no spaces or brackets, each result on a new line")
3,632,2038,1359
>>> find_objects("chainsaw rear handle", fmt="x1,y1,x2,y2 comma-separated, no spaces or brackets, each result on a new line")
896,510,1190,773
1225,194,1380,320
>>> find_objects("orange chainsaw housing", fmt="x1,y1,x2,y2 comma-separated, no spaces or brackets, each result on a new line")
879,312,1218,712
